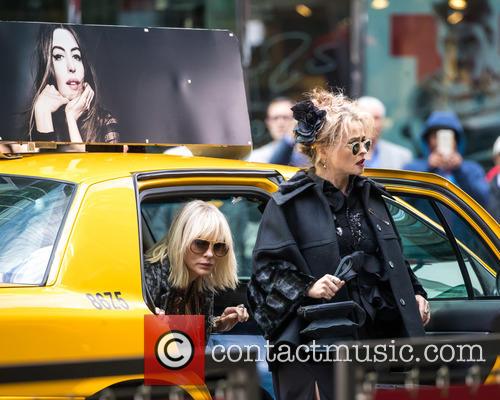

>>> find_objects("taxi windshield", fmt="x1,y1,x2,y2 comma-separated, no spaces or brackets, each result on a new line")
0,175,75,285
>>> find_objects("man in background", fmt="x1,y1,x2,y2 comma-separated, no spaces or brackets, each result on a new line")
357,96,413,169
247,97,308,166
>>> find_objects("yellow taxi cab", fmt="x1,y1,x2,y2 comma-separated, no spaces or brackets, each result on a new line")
0,151,498,399
0,19,499,400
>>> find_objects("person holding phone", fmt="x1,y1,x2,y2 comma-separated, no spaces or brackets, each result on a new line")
27,24,119,144
404,111,489,206
144,200,249,340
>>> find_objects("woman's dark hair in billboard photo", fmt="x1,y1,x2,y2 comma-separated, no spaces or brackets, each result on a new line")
27,24,119,143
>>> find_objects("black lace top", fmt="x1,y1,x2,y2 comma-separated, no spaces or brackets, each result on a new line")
318,174,401,337
322,177,378,256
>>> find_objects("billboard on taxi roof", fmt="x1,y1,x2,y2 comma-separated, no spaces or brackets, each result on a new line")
0,22,252,154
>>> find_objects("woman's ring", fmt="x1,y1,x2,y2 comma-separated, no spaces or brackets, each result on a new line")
237,304,245,309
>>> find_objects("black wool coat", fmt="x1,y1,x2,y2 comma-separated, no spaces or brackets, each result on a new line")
247,170,426,346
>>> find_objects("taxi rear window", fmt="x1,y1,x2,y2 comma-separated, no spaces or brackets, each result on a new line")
0,175,75,285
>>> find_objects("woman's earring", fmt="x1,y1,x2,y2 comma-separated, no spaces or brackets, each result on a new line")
320,159,327,169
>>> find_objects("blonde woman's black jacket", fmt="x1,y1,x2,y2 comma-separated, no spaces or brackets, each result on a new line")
247,170,426,347
144,258,215,342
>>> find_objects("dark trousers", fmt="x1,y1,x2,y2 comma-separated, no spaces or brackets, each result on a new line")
272,361,334,400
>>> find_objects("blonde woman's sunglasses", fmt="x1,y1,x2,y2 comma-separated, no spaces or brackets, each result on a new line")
190,239,229,257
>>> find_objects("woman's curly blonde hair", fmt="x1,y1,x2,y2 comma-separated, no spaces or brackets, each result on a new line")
296,88,374,166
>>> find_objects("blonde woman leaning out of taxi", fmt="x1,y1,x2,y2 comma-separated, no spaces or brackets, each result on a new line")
144,200,249,338
248,89,430,400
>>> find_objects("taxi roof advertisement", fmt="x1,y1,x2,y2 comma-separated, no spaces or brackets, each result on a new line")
0,21,252,149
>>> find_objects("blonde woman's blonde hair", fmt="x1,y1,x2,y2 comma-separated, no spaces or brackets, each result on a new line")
145,200,238,292
296,88,375,166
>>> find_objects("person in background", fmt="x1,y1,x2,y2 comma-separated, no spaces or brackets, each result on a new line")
486,137,500,221
248,97,309,167
357,96,413,169
404,111,489,207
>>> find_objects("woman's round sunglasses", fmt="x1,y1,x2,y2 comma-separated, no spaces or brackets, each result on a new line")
190,239,229,257
346,139,372,155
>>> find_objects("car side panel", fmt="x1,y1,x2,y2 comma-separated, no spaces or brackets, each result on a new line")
0,177,148,396
426,300,500,334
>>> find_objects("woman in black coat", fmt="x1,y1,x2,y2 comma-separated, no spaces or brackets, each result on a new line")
247,89,430,400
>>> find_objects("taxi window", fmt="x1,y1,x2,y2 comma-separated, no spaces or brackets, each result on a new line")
436,201,498,295
0,175,75,285
386,196,497,299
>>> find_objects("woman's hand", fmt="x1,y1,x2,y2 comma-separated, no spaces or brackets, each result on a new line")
34,84,69,132
65,82,94,123
415,294,431,326
307,274,345,300
214,304,249,332
64,83,94,145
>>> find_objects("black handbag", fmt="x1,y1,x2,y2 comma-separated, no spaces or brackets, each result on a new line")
296,252,367,347
297,300,366,345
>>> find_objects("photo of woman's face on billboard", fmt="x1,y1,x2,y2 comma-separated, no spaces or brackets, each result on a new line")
28,25,119,144
0,22,251,148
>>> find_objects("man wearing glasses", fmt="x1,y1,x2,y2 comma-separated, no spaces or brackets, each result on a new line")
248,97,309,167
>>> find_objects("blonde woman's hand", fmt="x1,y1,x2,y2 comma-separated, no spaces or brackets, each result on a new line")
34,84,69,132
415,294,430,326
307,274,345,300
215,304,249,332
154,307,165,315
65,82,94,122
